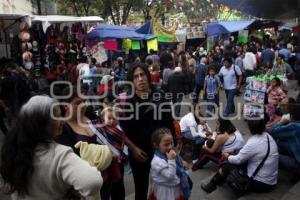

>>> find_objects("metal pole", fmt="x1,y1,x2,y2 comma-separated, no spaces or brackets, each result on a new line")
4,30,8,58
36,0,42,15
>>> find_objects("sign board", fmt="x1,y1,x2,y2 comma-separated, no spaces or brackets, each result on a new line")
186,26,205,39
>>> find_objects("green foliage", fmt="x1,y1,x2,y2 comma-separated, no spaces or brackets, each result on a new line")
55,0,247,25
57,0,102,16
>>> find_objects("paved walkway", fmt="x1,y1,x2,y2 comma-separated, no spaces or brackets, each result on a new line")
1,81,299,200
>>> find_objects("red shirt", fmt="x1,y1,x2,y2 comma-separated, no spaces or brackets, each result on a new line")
97,83,113,95
151,72,160,83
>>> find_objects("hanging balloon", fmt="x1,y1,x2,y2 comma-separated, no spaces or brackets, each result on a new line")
22,51,32,62
19,31,31,42
19,21,29,31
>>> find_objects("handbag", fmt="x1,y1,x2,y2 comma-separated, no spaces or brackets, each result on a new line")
226,136,270,196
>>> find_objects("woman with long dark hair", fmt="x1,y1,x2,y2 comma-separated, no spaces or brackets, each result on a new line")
202,119,278,194
0,95,102,199
120,62,176,200
193,117,245,170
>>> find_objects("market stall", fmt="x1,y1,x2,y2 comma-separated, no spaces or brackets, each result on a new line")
243,73,287,119
0,14,29,58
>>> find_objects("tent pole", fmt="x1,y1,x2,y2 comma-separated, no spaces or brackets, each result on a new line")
4,30,8,58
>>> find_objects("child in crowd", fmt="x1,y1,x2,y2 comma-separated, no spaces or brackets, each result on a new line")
203,67,221,115
266,97,295,129
267,77,287,105
266,77,287,121
148,128,192,200
93,106,126,200
151,63,161,86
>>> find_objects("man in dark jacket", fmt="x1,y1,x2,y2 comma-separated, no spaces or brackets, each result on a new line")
261,43,275,68
193,57,208,104
119,63,176,200
160,48,173,74
168,67,185,117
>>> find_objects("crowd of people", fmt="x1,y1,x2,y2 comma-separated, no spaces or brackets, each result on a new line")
0,33,300,200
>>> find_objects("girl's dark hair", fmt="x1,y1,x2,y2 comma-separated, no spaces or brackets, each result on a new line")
127,62,152,86
223,57,233,64
152,128,172,147
60,86,87,117
61,86,80,103
247,119,266,135
0,96,56,196
272,77,281,86
218,118,236,134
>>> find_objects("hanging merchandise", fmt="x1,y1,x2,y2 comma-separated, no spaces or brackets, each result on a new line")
22,51,33,70
92,42,108,64
104,40,118,51
243,104,264,119
147,39,158,52
186,26,205,39
131,40,141,50
152,19,177,42
18,31,31,42
122,39,132,49
238,30,249,44
19,21,29,32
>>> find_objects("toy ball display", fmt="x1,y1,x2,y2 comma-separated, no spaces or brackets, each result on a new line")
19,21,29,31
19,31,31,42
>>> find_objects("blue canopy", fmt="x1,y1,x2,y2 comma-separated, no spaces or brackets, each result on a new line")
206,19,255,36
88,24,151,40
136,21,153,34
215,0,300,19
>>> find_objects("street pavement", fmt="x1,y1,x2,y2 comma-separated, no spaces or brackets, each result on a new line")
1,81,300,200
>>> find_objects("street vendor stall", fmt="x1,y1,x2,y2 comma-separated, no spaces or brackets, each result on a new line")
0,14,29,58
243,73,287,119
31,15,104,33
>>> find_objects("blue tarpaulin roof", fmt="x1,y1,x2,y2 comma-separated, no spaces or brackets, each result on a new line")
215,0,300,19
206,19,255,36
88,24,153,40
136,21,153,34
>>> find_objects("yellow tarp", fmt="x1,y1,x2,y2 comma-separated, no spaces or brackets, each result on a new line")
147,39,158,52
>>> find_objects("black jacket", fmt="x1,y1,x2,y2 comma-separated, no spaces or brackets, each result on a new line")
167,72,185,95
119,89,176,156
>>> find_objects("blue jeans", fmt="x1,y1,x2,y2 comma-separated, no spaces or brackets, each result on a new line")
225,89,236,115
207,95,219,114
193,84,203,104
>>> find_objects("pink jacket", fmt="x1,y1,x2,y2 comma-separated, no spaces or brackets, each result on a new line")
267,86,287,104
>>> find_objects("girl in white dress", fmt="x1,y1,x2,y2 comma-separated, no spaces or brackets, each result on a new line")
148,128,192,200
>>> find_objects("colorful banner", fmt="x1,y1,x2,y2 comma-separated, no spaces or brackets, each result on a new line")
122,39,132,49
104,40,118,51
238,30,249,44
131,40,141,50
186,26,205,39
147,39,158,52
152,19,177,42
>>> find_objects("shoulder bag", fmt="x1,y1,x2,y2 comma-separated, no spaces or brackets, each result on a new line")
226,136,270,196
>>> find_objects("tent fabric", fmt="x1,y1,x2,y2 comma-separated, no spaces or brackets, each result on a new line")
31,15,104,33
31,15,104,22
88,24,151,40
248,20,282,30
175,29,187,43
207,20,255,36
136,21,152,34
215,0,300,19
